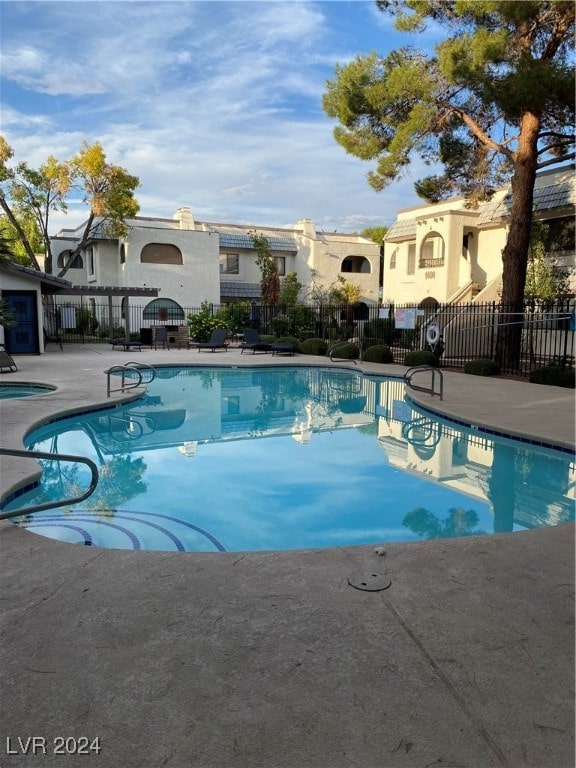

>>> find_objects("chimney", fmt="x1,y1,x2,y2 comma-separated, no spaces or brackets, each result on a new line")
174,207,195,230
295,218,316,238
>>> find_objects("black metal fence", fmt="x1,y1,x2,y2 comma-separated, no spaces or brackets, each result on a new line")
49,297,574,377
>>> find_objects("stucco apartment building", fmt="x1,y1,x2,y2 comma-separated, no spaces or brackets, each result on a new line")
383,165,575,309
49,209,381,324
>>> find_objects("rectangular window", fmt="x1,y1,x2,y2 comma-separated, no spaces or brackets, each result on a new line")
220,253,239,274
407,244,416,275
275,256,286,276
88,247,95,277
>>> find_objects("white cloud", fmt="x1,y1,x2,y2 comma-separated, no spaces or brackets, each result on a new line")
2,0,428,234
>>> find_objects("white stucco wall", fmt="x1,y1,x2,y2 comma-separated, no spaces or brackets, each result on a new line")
121,226,220,308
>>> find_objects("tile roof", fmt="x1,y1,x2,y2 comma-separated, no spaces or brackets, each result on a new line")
220,282,261,298
478,181,575,225
385,219,417,242
216,231,297,252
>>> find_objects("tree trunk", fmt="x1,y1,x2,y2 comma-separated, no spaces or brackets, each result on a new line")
0,193,42,271
495,112,540,371
57,213,95,278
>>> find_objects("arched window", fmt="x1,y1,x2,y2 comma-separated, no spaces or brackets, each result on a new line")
341,256,371,273
140,243,183,264
143,298,185,322
57,250,83,269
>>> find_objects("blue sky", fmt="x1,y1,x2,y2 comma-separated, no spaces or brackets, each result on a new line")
1,0,440,234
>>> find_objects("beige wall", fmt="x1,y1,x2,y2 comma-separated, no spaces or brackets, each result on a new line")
383,166,575,306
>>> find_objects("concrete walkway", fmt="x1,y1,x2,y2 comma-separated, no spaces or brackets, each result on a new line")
0,346,574,768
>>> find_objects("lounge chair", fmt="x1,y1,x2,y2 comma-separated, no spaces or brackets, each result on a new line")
111,337,142,352
271,342,296,356
240,328,272,354
197,328,229,352
0,348,17,373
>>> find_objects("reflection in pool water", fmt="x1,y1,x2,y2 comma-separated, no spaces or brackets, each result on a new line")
5,366,574,552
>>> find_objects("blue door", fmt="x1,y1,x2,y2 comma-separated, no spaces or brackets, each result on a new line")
4,291,39,354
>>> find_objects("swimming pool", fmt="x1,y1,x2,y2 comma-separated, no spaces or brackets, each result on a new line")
5,366,574,552
0,383,56,399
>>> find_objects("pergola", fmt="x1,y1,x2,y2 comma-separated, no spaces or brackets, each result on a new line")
56,285,159,342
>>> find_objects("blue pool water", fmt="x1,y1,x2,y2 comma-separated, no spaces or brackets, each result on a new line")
0,383,56,399
5,366,574,552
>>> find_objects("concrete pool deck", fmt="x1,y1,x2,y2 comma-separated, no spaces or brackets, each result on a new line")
0,345,574,768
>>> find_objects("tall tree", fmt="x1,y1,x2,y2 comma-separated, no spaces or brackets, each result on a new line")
362,225,388,291
323,1,574,368
0,138,140,276
250,231,280,305
0,213,44,266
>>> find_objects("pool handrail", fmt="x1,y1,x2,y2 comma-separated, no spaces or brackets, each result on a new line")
329,342,359,365
107,362,156,397
0,447,99,520
404,365,444,400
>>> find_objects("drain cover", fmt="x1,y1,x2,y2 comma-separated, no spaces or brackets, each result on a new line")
347,572,392,592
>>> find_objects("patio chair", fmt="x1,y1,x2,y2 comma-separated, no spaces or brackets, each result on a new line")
43,327,64,351
240,328,272,354
152,326,169,350
0,347,17,373
197,328,229,352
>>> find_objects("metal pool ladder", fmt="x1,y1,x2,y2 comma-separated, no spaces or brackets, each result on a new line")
107,361,156,396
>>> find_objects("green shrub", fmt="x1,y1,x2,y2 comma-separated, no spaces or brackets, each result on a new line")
274,336,300,348
76,307,99,335
261,334,275,343
187,301,228,342
218,302,251,333
299,337,328,356
330,341,360,360
403,350,438,367
99,324,125,339
529,366,575,388
463,359,500,377
271,305,316,339
362,345,394,364
271,314,293,338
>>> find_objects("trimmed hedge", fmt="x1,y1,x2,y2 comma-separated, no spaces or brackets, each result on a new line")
329,342,360,360
361,345,394,364
463,359,500,377
299,337,328,356
403,350,438,367
529,366,575,388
